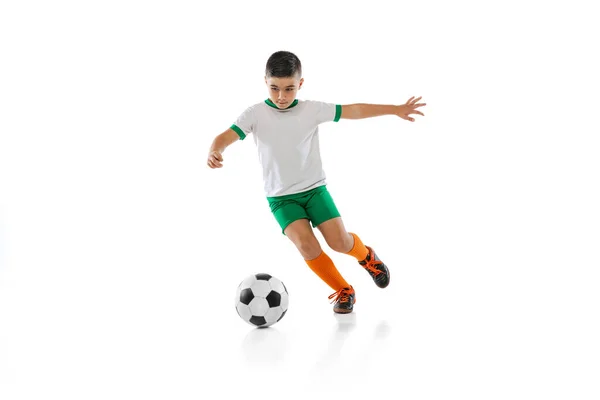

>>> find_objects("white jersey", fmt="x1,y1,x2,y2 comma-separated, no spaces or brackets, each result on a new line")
231,98,341,198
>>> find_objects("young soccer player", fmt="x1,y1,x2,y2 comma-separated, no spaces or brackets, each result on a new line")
207,51,426,313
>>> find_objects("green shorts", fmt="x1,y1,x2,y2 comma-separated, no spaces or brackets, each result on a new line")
267,185,341,235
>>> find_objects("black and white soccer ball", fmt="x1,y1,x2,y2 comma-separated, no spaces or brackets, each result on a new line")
235,273,289,328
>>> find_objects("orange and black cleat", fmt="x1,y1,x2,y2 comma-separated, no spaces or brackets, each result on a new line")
329,286,356,314
360,246,390,288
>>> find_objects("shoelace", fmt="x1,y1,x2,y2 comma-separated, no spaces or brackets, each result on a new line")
363,253,384,276
328,287,353,304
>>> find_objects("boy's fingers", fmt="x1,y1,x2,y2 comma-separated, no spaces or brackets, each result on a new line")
207,157,222,168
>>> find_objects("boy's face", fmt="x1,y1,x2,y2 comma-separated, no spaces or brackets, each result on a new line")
265,75,304,109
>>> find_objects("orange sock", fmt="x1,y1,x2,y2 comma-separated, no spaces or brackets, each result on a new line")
305,251,350,291
345,232,369,261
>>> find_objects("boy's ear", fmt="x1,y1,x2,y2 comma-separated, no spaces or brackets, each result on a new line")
299,77,304,89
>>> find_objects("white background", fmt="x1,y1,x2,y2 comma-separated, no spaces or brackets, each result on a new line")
1,0,599,399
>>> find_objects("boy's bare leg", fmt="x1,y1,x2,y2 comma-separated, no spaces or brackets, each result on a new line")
315,217,354,253
283,219,322,260
284,219,355,313
317,217,391,288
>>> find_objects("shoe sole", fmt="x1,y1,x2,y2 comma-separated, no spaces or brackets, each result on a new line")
334,308,353,313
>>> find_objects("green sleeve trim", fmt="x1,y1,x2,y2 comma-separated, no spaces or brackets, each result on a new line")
230,124,246,140
334,104,342,122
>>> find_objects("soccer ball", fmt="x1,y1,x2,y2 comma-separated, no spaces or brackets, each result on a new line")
235,273,289,328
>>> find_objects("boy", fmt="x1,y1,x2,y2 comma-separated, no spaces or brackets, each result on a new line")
207,51,425,313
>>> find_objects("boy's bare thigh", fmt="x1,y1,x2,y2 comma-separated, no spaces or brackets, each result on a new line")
284,218,322,260
316,217,354,253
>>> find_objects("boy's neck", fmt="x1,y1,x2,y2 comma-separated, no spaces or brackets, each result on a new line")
265,98,299,110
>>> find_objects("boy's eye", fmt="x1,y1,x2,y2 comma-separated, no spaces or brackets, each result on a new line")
286,88,293,91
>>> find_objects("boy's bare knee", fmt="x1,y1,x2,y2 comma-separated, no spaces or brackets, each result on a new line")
296,237,322,260
327,234,354,254
284,219,322,259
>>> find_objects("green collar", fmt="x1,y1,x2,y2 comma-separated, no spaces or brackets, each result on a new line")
265,98,299,110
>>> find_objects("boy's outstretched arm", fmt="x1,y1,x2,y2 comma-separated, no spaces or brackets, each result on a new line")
207,128,239,169
341,96,426,122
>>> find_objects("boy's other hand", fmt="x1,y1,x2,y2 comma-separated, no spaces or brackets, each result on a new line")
397,96,426,122
207,150,224,168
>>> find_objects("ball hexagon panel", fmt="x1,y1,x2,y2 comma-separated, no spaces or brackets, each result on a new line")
236,303,252,321
269,277,286,294
264,306,284,324
250,280,271,298
249,297,269,317
279,291,289,311
276,309,287,322
240,274,257,289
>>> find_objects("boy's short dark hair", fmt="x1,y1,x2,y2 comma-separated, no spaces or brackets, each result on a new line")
265,51,302,78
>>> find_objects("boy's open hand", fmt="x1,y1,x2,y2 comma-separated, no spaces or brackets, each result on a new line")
207,150,223,168
397,96,426,122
